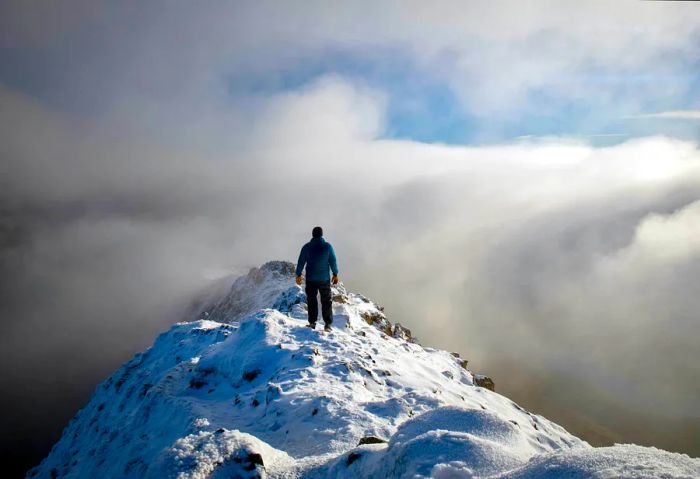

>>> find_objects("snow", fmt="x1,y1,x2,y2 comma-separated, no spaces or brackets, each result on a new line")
28,261,700,478
500,445,700,479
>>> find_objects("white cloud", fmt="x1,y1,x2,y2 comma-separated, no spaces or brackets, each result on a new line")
624,110,700,120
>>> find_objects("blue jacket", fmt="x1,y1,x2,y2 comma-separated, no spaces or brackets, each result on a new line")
296,237,338,282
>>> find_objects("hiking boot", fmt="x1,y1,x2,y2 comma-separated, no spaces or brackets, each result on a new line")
306,323,316,329
324,324,332,332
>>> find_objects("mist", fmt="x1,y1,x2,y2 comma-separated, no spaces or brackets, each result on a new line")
2,1,700,475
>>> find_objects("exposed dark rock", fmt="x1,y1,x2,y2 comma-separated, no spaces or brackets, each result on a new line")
189,378,207,389
242,369,261,382
346,452,362,466
358,436,387,445
246,452,264,468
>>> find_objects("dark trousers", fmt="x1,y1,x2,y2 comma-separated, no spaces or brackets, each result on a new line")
305,280,332,325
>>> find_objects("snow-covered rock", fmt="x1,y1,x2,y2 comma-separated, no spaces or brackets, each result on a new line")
28,261,700,478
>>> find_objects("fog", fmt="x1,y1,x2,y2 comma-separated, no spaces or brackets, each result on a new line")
1,1,700,474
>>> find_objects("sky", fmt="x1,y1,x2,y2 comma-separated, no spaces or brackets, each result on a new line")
2,0,700,474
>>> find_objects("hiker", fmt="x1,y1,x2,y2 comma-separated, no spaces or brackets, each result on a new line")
295,226,339,331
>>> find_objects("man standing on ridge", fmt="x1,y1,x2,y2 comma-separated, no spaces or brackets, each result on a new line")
295,226,339,331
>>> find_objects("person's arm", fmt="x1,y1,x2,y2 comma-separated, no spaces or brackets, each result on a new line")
295,244,307,283
329,244,339,281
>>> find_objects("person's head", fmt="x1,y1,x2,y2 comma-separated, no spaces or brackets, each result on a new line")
312,226,323,238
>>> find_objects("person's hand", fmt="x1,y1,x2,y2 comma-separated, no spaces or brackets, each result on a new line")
295,276,303,286
332,275,339,285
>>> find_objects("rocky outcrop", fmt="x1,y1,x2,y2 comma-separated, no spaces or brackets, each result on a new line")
392,323,413,342
474,374,495,391
360,310,415,342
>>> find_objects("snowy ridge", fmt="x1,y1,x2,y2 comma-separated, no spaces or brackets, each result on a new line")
28,262,700,478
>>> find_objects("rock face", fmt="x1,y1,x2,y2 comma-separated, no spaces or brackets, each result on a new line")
28,261,700,479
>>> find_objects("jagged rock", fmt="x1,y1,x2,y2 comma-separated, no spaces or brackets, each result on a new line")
359,311,414,343
474,374,495,391
392,323,413,342
360,310,392,336
360,310,384,325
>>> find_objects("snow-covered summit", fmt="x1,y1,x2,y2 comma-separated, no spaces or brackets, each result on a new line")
196,260,416,343
29,261,700,478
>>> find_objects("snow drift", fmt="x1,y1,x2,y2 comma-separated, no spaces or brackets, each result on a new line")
28,261,700,478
